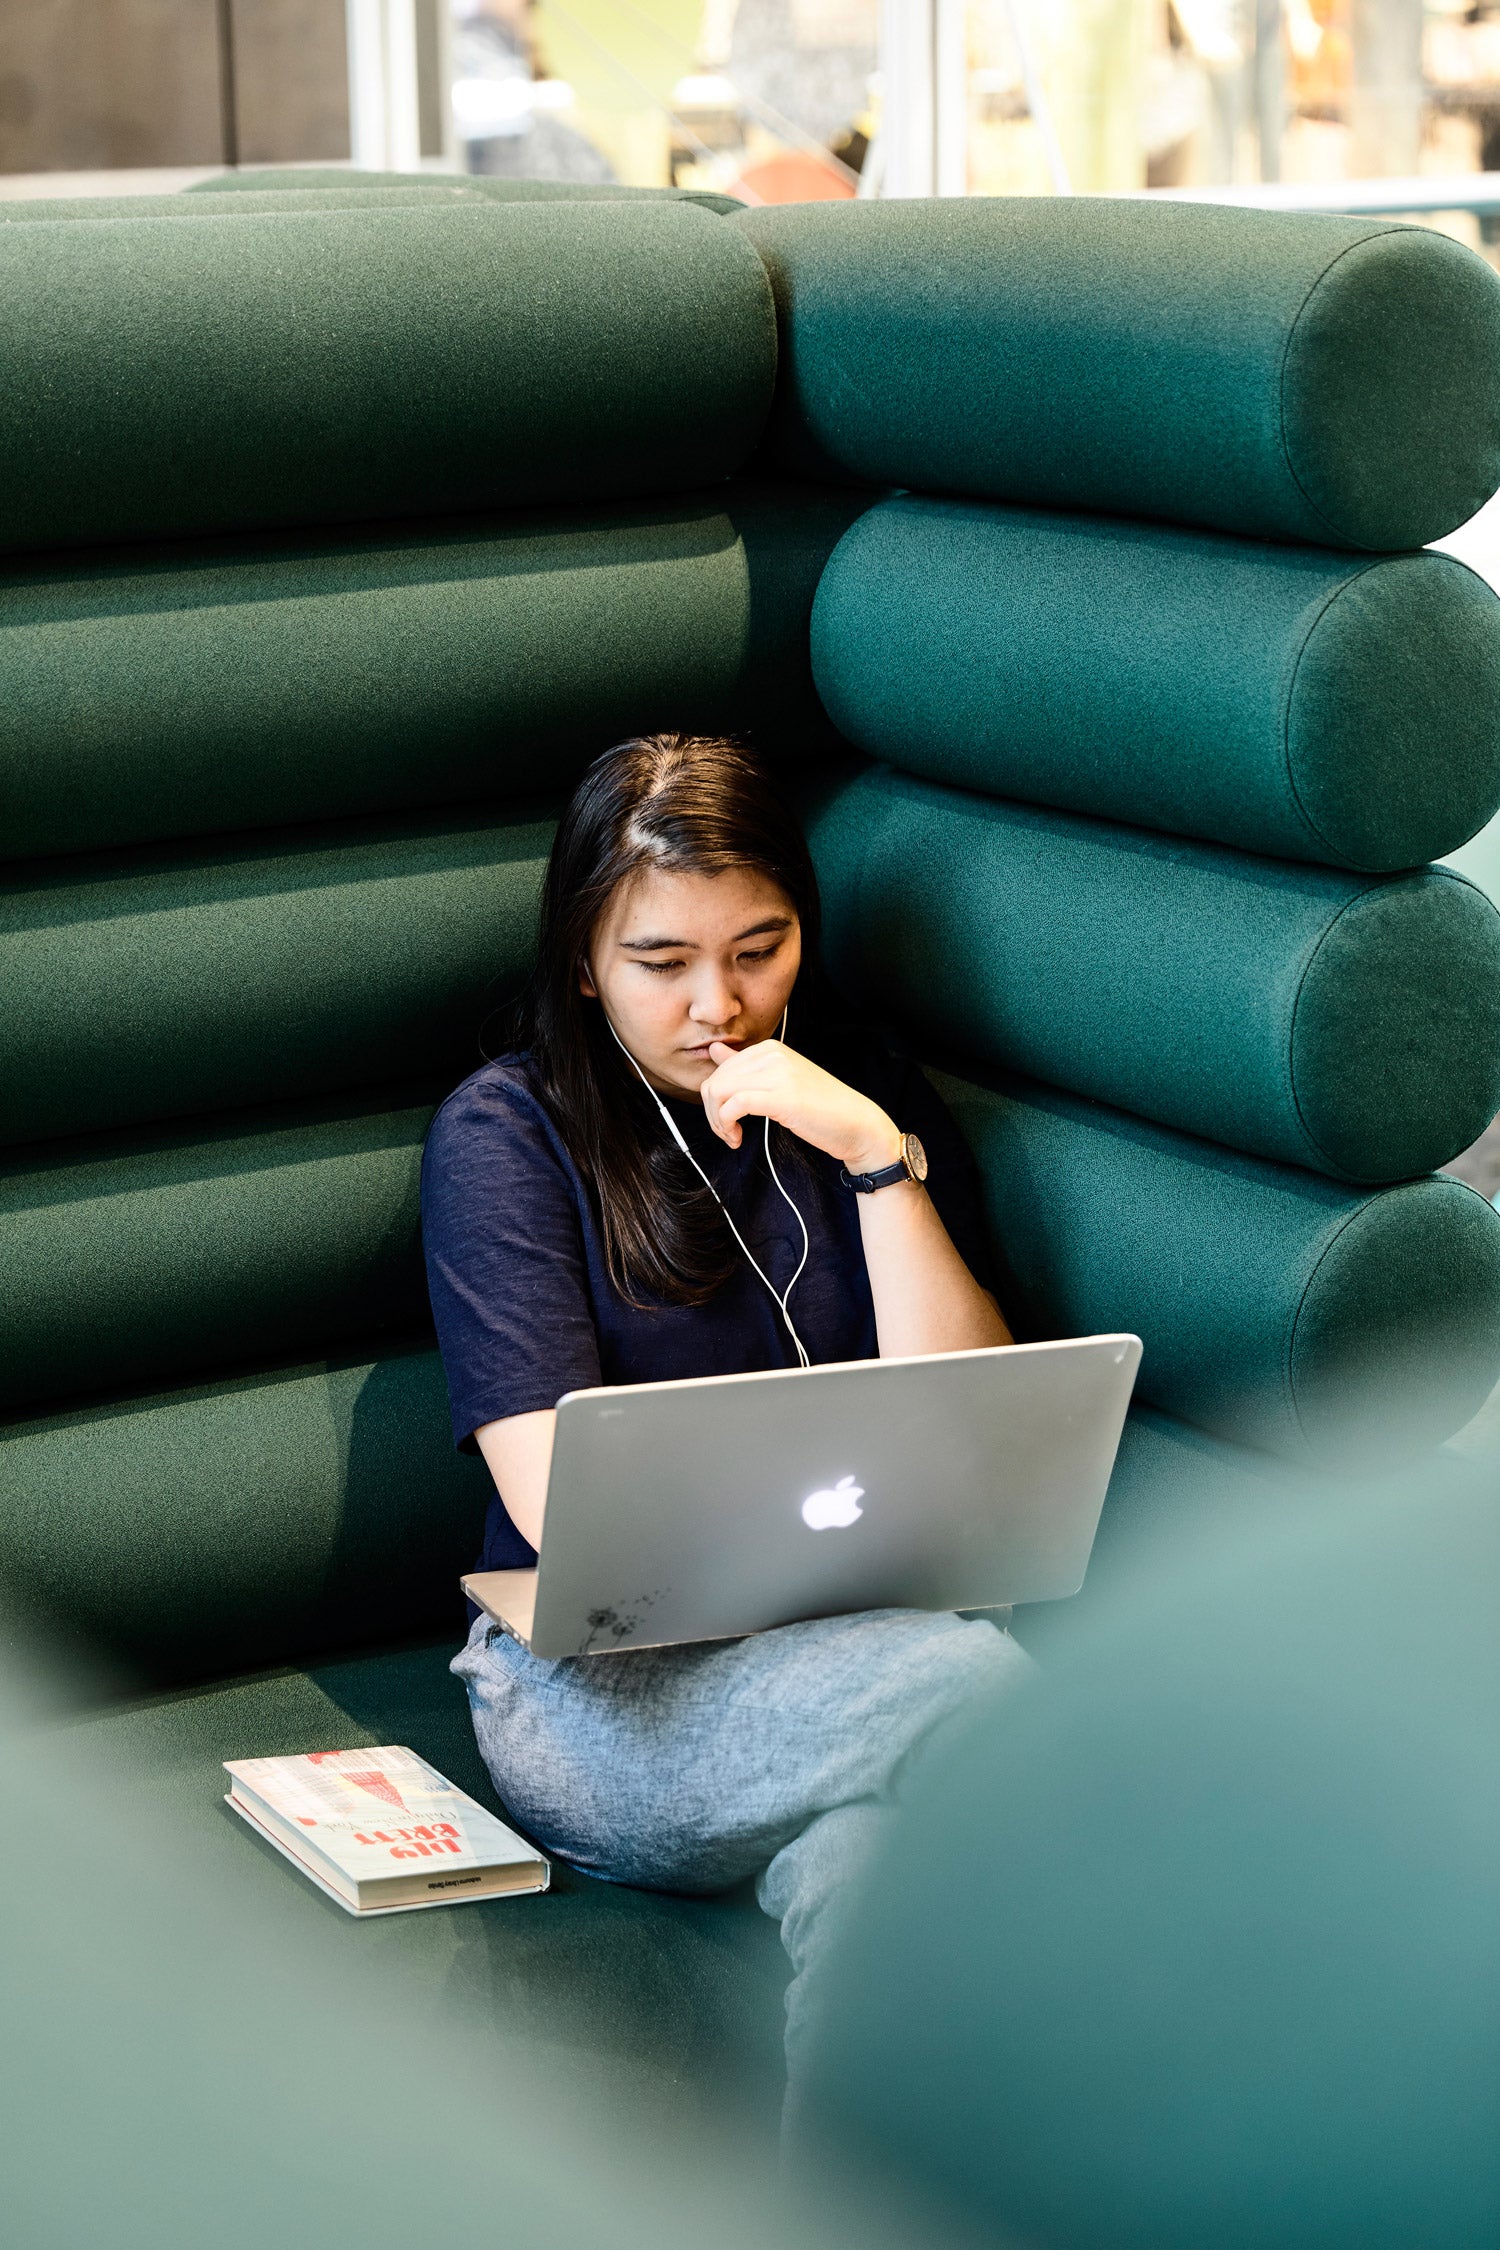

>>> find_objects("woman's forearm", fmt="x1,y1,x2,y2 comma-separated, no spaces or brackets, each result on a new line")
856,1179,1012,1358
475,1407,556,1555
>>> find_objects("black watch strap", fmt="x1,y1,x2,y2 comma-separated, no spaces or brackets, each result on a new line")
840,1155,910,1194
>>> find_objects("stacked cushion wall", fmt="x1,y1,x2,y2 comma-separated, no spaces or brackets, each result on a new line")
806,766,1500,1182
0,485,864,860
0,203,774,551
929,1066,1500,1465
0,1347,490,1682
734,199,1500,548
6,1061,1496,1473
812,498,1500,870
0,1096,435,1416
0,809,553,1146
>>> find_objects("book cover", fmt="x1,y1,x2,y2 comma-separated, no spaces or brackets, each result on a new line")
223,1745,549,1915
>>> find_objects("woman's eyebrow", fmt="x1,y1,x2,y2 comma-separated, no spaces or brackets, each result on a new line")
618,915,792,952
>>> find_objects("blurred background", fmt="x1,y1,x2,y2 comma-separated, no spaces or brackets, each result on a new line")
8,2,1500,232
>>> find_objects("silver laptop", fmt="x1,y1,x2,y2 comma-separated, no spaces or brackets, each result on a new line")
463,1333,1141,1659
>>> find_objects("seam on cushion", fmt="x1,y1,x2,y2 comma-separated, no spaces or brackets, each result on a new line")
1283,1186,1390,1448
1276,226,1405,550
1278,561,1390,866
1282,882,1382,1175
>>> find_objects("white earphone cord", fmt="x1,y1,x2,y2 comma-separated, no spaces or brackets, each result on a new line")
607,1009,811,1369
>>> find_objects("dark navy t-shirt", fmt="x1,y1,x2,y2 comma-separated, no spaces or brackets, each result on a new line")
419,1015,996,1570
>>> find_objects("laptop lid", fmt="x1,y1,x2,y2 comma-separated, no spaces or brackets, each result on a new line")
470,1335,1139,1659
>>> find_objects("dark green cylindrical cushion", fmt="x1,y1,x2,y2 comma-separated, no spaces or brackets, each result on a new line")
0,187,506,222
0,1347,491,1683
0,203,773,550
805,766,1500,1182
0,809,554,1147
0,1097,436,1417
932,1066,1500,1463
184,167,742,211
735,199,1500,548
0,484,863,860
812,497,1500,871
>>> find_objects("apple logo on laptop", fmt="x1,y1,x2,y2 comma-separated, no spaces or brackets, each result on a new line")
801,1475,864,1530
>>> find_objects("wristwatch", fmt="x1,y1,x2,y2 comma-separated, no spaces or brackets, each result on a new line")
840,1132,929,1194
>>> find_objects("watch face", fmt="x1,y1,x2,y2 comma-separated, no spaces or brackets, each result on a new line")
903,1132,929,1184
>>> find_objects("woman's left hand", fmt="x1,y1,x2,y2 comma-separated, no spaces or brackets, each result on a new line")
701,1039,904,1175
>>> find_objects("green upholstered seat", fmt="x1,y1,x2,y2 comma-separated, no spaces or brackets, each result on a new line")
736,198,1500,549
48,1636,789,2142
3,185,1500,2179
812,498,1500,871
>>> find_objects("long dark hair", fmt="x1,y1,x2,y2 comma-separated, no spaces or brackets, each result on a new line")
517,734,822,1306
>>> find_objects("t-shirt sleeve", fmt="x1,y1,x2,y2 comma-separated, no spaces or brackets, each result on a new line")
420,1074,603,1449
894,1058,1000,1298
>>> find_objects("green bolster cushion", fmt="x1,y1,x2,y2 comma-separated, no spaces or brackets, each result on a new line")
0,484,863,861
0,1347,489,1684
0,203,774,552
807,767,1500,1183
0,1097,435,1418
184,167,742,211
0,809,553,1147
811,498,1500,872
0,187,506,223
931,1065,1500,1464
734,200,1500,549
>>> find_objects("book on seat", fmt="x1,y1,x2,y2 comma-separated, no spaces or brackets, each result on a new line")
224,1745,549,1916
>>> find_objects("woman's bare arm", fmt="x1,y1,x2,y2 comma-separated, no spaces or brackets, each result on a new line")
474,1407,555,1555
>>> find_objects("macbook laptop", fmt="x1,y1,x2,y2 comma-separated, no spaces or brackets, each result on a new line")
463,1332,1141,1659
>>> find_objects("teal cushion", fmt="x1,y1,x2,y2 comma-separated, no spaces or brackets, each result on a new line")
806,765,1500,1182
734,200,1500,548
0,1347,485,1681
0,484,861,860
811,497,1500,870
0,203,773,550
0,808,553,1146
0,1095,435,1418
931,1063,1500,1464
805,1472,1500,2250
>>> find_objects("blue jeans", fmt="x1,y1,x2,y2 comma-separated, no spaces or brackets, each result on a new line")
451,1606,1033,2116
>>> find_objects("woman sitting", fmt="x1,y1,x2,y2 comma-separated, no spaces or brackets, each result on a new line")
421,733,1031,2100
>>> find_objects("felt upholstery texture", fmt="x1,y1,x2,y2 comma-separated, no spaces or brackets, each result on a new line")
0,187,508,222
734,199,1500,548
812,498,1500,870
0,484,865,860
0,1095,435,1416
930,1065,1500,1464
56,1640,788,2145
0,1347,489,1681
0,809,553,1146
186,166,742,212
0,203,775,551
807,766,1500,1182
